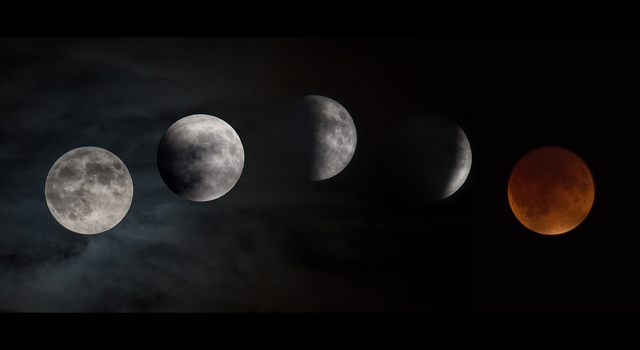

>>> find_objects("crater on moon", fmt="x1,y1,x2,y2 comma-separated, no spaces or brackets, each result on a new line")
45,146,133,234
157,114,245,202
287,95,357,181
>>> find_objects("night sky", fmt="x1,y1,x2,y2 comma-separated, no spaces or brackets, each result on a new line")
0,37,634,312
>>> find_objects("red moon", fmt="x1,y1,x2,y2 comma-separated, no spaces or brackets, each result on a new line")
507,146,595,235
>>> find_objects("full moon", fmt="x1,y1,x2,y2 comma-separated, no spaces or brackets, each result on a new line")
508,146,595,235
45,146,133,234
288,95,357,181
157,114,245,202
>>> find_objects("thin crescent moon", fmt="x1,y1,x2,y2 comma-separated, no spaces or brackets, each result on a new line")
442,125,472,199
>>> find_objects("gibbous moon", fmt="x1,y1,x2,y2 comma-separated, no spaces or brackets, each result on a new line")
45,146,133,234
288,95,357,181
508,146,595,235
386,115,472,202
157,114,245,202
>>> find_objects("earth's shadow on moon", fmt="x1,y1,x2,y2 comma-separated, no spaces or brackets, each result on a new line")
270,104,472,213
279,97,316,182
506,146,595,235
156,114,245,202
378,113,471,211
277,95,356,182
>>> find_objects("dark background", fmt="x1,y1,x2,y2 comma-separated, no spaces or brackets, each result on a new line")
0,37,634,312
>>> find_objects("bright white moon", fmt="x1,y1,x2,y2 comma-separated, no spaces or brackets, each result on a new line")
45,146,134,234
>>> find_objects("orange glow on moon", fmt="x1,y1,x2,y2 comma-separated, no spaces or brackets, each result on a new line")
507,146,595,235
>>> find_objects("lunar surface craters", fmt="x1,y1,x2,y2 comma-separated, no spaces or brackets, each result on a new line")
443,126,472,198
45,147,133,234
304,95,357,181
157,114,245,202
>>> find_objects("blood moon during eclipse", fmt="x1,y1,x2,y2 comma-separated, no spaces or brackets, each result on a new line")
507,146,594,235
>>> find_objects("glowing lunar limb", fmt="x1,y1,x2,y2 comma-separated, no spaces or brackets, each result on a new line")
386,115,472,202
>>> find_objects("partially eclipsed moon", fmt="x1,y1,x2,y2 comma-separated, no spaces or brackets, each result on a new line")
290,95,357,181
387,115,472,202
443,125,472,199
157,114,245,202
45,146,134,234
508,146,595,235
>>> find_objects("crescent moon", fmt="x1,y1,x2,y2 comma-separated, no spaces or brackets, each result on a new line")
44,146,134,234
387,115,472,202
442,125,472,199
